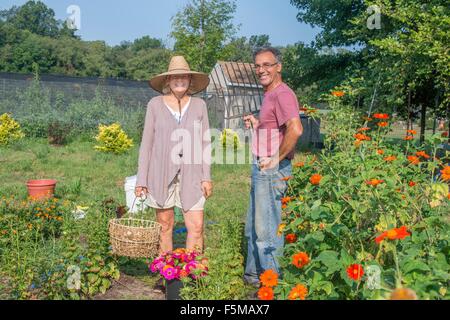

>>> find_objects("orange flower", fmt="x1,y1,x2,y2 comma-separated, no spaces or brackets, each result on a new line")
179,270,189,279
365,179,384,186
407,155,420,165
440,166,450,181
280,176,293,182
285,233,297,244
281,197,292,205
292,252,310,268
331,91,345,97
415,151,430,159
288,284,308,300
373,113,389,120
390,288,418,300
404,136,413,141
354,133,371,141
260,270,278,288
258,287,274,300
319,222,326,230
407,130,417,135
310,174,322,185
294,162,305,168
375,226,411,244
358,127,371,132
281,204,287,209
354,140,363,148
377,149,384,155
408,181,416,187
442,131,449,138
346,264,364,281
377,122,389,127
384,155,397,162
363,116,373,122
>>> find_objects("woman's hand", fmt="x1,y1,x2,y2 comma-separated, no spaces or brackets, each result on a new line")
201,181,213,199
135,186,148,198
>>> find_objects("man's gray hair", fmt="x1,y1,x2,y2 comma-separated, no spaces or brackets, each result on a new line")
253,46,282,63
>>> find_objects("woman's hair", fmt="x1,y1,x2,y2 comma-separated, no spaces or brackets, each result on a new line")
162,75,194,95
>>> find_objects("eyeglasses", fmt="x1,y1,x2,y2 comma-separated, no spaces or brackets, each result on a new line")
253,62,279,71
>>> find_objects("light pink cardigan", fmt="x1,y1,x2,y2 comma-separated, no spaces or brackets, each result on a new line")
136,96,211,211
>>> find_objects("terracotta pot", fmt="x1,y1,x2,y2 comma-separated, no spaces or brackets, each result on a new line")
26,179,57,200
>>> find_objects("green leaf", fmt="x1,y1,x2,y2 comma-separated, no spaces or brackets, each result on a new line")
402,261,431,274
317,250,340,275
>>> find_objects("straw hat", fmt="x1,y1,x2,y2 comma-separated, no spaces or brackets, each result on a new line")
149,56,210,95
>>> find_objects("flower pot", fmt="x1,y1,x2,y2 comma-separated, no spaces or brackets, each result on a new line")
26,179,57,200
165,279,183,300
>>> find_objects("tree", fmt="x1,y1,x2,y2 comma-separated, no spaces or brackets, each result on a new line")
132,36,164,52
289,0,449,139
171,0,238,72
224,34,271,63
6,0,60,37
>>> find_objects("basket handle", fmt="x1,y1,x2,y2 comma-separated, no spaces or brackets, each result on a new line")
131,192,147,214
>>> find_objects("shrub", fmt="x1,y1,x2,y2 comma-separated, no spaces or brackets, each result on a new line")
94,123,133,154
269,93,450,300
180,218,247,300
0,113,25,146
220,128,241,150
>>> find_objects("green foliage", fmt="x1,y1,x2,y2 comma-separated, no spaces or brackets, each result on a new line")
171,0,238,72
94,123,134,154
180,218,247,299
288,0,449,125
225,35,271,63
275,102,450,300
0,196,120,300
0,113,24,145
220,128,241,150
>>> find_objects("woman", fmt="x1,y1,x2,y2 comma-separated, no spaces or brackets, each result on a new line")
135,56,213,253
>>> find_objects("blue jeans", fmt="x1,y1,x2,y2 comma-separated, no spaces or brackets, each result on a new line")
244,158,292,285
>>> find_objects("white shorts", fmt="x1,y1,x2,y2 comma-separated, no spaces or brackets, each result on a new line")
144,174,206,211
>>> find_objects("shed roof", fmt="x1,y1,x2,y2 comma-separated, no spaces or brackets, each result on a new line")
215,61,261,88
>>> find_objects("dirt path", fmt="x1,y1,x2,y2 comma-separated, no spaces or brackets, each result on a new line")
94,273,164,300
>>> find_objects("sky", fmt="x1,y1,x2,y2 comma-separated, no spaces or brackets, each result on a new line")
0,0,321,48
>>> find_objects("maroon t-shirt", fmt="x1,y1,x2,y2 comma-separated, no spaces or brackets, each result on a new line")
252,83,300,160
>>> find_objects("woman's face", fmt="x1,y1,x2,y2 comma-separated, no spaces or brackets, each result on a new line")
167,74,191,95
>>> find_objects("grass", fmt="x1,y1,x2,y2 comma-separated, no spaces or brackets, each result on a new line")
0,137,256,295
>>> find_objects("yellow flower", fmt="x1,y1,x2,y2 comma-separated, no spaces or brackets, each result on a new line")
277,224,286,237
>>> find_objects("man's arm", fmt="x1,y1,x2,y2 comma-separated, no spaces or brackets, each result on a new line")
275,117,303,162
259,117,303,170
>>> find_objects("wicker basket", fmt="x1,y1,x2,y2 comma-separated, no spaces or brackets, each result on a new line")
109,218,162,258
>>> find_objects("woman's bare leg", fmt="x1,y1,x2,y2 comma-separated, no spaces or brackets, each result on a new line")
156,208,175,253
184,210,204,252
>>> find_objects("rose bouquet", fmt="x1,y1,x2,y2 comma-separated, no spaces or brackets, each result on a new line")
149,248,208,280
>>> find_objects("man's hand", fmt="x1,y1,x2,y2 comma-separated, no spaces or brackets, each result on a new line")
258,157,278,171
201,181,213,199
243,114,259,129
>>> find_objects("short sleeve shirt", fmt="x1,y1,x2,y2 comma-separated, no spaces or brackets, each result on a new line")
252,83,300,160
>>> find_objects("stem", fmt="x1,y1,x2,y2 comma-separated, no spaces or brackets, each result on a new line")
392,245,402,288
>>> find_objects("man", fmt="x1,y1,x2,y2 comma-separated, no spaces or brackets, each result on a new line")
243,47,303,286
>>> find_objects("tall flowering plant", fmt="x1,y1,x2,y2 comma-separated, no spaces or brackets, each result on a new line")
149,248,208,281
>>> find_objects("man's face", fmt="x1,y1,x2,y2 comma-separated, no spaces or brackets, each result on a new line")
254,51,282,88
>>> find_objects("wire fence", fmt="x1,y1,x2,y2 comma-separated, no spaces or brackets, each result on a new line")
0,72,323,148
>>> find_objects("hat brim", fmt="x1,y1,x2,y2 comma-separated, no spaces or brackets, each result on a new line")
149,70,210,95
